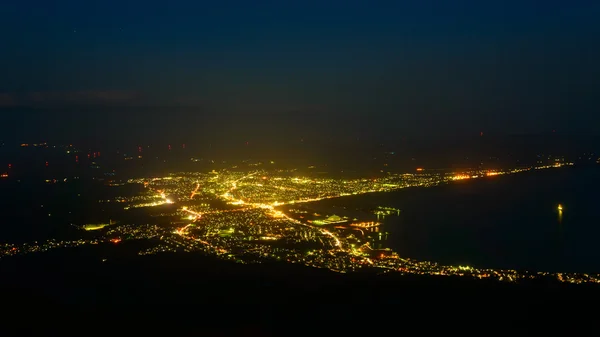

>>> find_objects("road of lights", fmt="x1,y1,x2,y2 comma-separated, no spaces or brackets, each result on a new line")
3,162,596,285
173,175,345,253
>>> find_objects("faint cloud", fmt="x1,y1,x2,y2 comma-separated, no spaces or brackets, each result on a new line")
0,93,17,107
27,90,140,105
0,90,142,107
226,102,329,115
172,95,207,107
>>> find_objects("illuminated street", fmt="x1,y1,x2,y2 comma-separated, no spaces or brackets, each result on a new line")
3,161,597,284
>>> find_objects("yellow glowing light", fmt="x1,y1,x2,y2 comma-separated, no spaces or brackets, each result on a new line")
558,204,563,211
83,223,109,231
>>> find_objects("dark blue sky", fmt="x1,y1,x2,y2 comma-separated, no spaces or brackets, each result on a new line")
1,1,599,143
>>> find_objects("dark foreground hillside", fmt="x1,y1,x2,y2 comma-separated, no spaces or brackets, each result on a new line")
1,250,598,336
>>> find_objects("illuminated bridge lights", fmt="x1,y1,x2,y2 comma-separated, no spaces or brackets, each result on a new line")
351,222,381,229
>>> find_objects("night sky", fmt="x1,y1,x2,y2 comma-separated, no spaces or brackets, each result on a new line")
1,1,599,146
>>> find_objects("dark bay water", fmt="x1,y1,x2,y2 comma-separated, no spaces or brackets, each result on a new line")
318,166,600,273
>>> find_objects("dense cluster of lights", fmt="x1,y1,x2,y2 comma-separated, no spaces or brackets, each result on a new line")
2,161,593,285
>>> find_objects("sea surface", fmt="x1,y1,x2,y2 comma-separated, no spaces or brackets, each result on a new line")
315,166,600,273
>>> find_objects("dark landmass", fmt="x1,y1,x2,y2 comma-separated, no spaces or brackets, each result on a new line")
1,250,597,336
1,138,598,336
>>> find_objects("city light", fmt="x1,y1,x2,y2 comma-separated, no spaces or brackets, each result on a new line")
2,160,593,285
